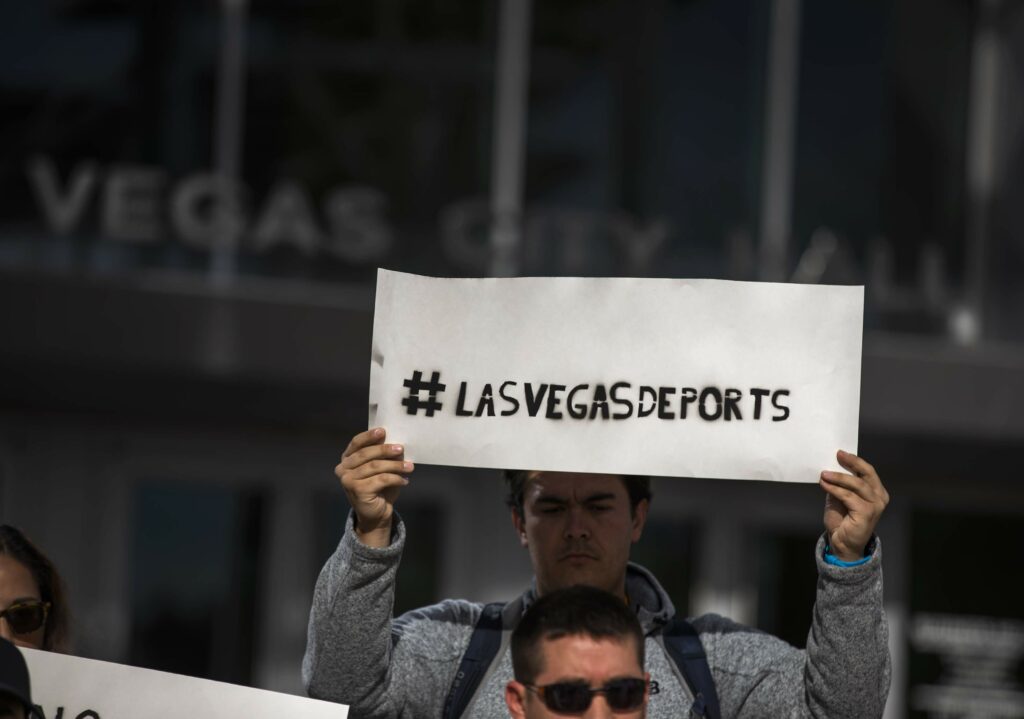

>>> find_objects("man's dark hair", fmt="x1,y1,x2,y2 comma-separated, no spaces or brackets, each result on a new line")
503,470,651,518
511,585,645,683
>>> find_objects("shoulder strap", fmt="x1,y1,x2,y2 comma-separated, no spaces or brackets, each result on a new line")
442,602,506,719
661,617,721,719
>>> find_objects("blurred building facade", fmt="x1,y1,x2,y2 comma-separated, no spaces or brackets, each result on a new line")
1,2,1023,717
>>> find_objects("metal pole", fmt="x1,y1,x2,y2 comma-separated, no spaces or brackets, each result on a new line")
210,0,248,284
489,0,533,277
758,0,801,283
962,0,1002,343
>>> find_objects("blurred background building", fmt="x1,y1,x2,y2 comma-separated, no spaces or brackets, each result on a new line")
1,1,1023,717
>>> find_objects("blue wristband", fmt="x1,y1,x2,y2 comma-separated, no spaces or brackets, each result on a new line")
824,552,871,567
824,537,875,567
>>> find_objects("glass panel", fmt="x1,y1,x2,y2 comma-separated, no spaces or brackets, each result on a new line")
754,529,816,649
128,481,264,683
0,1,497,282
523,0,766,278
792,1,980,338
631,517,697,618
792,2,893,278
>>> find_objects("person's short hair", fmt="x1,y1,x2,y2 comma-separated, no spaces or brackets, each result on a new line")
0,525,70,652
504,470,651,519
511,585,645,684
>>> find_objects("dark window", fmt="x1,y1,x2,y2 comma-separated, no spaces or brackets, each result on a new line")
0,1,497,281
524,0,765,278
631,517,697,618
128,480,265,683
755,529,817,649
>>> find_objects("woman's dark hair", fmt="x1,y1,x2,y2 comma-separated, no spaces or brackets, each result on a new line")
504,470,652,519
0,525,71,652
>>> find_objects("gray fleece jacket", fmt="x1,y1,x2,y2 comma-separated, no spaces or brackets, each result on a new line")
303,514,890,718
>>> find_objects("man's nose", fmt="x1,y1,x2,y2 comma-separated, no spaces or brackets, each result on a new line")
583,696,616,719
563,505,591,539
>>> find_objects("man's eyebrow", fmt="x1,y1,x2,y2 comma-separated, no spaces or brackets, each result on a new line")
534,495,569,505
546,676,589,685
533,492,619,505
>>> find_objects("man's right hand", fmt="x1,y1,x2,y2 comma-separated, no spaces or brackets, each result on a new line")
337,427,413,548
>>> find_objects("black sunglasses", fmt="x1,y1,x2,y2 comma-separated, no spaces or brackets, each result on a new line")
526,677,648,714
0,599,50,635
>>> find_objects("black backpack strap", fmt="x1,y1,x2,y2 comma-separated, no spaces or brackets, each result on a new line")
442,602,506,719
662,617,721,719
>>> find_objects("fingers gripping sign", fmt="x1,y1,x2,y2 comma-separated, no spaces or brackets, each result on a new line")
819,450,890,562
337,427,414,548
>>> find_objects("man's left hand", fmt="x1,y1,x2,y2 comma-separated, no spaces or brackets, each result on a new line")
820,450,890,562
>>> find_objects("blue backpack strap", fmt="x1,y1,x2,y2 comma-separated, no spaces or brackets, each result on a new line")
662,617,721,719
442,602,506,719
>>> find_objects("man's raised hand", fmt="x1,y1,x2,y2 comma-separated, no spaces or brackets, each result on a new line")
819,450,889,562
337,427,413,548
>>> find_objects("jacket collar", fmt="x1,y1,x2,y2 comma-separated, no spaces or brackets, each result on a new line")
519,561,676,634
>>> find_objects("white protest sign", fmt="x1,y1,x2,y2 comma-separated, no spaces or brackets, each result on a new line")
369,269,863,483
21,647,348,718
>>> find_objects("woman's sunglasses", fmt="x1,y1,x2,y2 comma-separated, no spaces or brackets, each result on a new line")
526,677,648,714
0,599,50,635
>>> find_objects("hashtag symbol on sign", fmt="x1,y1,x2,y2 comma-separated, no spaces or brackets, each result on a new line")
402,370,446,416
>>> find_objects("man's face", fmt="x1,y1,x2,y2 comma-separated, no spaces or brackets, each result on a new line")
512,473,647,598
505,634,648,719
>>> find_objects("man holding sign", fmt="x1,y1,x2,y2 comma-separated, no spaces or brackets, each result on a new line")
303,430,889,718
303,272,890,717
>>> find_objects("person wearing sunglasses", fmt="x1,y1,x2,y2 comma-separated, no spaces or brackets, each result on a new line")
0,526,69,652
505,585,649,718
304,429,891,718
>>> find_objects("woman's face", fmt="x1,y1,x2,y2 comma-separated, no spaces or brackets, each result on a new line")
0,554,45,650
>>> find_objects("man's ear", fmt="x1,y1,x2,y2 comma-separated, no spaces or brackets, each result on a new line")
511,508,528,548
505,680,528,719
630,498,649,543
